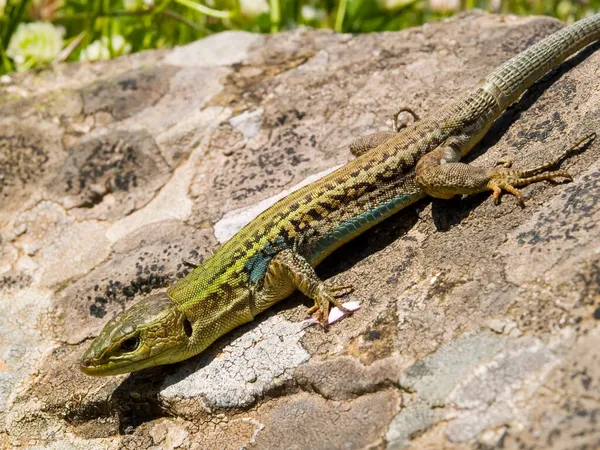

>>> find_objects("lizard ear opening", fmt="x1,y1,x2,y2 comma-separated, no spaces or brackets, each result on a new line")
183,318,193,337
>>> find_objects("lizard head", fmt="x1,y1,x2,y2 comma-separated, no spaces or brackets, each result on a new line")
80,292,193,376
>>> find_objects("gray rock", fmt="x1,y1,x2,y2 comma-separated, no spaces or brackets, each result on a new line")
1,11,600,449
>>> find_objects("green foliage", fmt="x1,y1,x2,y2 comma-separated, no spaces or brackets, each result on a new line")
0,0,599,74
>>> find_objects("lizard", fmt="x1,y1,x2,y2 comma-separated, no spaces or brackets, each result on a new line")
80,13,600,376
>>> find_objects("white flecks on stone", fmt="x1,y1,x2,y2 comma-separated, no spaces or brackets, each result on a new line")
12,223,27,237
159,314,310,410
164,31,264,68
300,317,320,327
445,337,560,442
229,108,264,140
6,85,28,97
214,163,345,243
328,301,361,324
508,327,523,338
68,115,95,134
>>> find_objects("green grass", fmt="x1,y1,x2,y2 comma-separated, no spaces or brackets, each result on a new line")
0,0,599,74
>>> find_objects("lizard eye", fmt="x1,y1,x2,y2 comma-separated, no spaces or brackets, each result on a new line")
120,336,140,352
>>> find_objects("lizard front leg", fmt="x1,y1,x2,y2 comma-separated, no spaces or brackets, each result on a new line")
415,134,595,205
256,249,353,324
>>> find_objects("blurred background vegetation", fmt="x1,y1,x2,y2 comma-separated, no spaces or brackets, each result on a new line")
1,0,599,74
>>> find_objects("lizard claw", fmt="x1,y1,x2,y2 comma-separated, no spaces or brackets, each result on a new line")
306,282,357,326
303,301,361,327
490,180,525,206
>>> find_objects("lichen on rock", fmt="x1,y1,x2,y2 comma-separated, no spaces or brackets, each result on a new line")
1,11,600,449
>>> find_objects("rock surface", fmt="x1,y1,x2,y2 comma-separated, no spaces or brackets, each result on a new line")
1,11,600,449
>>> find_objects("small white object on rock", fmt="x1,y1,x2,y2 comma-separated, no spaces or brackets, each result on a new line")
328,301,361,324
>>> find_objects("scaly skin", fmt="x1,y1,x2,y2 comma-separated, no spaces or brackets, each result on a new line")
81,14,600,375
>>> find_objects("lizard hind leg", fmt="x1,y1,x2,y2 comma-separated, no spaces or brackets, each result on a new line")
349,107,420,157
350,131,399,157
416,134,595,205
265,249,353,325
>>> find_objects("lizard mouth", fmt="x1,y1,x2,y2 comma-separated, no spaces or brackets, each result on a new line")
79,357,105,376
79,357,138,376
79,344,139,376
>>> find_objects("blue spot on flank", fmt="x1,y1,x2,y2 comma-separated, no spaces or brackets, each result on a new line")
244,252,272,283
244,238,290,284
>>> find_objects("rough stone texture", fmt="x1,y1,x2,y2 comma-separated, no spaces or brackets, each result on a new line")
1,11,600,449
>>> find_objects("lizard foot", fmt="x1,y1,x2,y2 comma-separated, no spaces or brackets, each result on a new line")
487,133,596,205
488,170,572,206
306,283,354,325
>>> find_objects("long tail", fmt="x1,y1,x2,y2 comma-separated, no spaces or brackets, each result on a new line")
483,13,600,110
